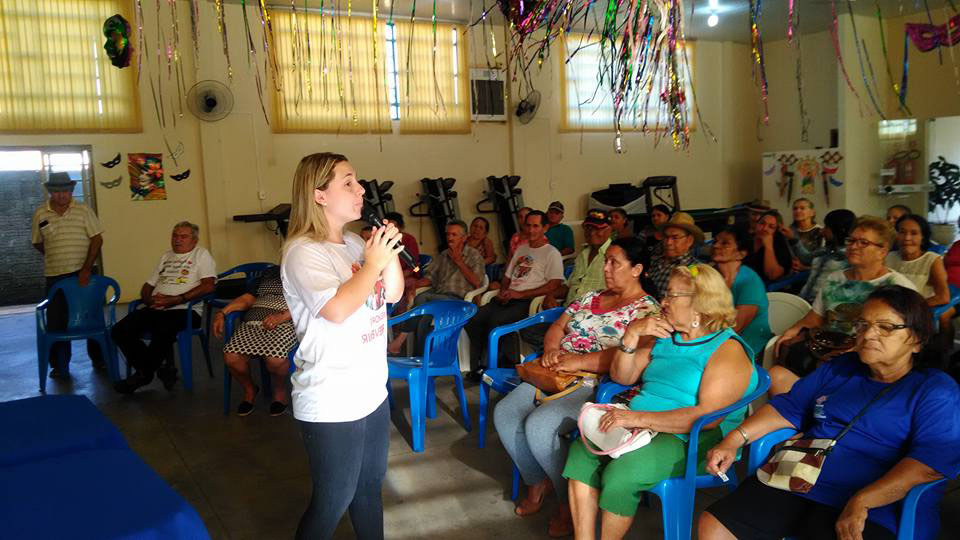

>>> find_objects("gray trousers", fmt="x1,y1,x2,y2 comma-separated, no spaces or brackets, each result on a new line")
492,381,594,501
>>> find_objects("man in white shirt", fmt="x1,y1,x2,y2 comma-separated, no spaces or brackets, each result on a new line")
464,210,563,381
113,221,216,394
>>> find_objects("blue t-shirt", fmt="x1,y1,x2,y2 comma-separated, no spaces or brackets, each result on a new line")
769,355,960,539
545,223,575,254
731,265,771,358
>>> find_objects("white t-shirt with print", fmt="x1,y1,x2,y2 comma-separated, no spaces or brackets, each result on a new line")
282,233,388,423
505,243,565,292
146,246,217,314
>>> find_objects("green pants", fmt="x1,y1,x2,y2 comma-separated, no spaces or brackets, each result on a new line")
562,428,724,516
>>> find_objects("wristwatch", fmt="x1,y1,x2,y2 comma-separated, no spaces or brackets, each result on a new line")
618,336,637,354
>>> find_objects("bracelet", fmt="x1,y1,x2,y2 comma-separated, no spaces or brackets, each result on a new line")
735,426,749,444
618,336,637,354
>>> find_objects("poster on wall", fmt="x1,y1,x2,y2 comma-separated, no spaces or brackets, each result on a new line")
129,153,166,200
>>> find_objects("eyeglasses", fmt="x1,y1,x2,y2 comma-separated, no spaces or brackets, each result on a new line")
664,233,690,242
663,291,695,300
852,319,909,337
845,237,885,249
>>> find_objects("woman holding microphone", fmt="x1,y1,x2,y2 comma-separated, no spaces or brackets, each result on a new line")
281,153,404,540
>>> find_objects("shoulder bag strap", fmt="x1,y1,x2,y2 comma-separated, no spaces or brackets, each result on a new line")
831,379,902,446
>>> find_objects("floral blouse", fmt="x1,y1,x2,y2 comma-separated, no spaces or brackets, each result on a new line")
559,290,661,354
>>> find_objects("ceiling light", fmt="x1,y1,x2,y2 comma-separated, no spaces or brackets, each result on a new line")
707,13,719,27
708,0,719,9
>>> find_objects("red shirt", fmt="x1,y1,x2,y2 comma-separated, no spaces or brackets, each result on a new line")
945,241,960,287
400,232,420,273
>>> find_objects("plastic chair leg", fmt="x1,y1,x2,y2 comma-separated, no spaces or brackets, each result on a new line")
38,337,50,393
93,334,117,382
511,463,520,501
477,382,491,448
223,364,232,415
650,480,695,540
407,373,425,453
387,381,395,410
201,333,213,378
177,332,194,391
426,377,437,419
453,372,472,432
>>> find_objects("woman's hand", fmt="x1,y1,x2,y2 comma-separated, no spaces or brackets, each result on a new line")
212,312,225,338
263,313,286,330
626,315,674,340
598,408,644,432
541,349,563,369
774,325,804,357
364,224,405,272
550,353,582,373
836,497,869,540
704,440,740,477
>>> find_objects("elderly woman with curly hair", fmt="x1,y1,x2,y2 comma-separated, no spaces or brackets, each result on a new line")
563,263,758,540
700,285,960,540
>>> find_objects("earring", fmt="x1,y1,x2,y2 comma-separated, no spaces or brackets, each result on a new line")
691,317,700,328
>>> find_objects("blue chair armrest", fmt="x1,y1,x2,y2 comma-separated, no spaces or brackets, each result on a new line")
127,299,145,314
897,478,948,540
746,427,798,475
35,299,51,333
932,284,960,319
487,307,564,370
683,367,771,482
766,271,810,292
223,311,248,343
387,308,421,327
596,379,632,404
184,295,213,328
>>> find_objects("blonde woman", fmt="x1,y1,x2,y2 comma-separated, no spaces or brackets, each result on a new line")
563,264,758,540
281,153,404,540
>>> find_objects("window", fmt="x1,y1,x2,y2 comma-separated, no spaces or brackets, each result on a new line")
270,10,469,133
0,1,140,132
560,34,695,132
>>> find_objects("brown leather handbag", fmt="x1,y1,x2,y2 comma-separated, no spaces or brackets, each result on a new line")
515,360,595,402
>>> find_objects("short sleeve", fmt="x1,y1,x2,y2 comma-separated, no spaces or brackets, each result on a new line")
891,271,919,292
145,255,165,287
505,250,519,280
906,374,960,478
811,273,835,316
283,244,346,318
30,209,42,244
565,290,592,317
768,357,839,429
562,226,575,251
197,250,217,279
83,207,104,237
544,248,565,281
734,270,766,307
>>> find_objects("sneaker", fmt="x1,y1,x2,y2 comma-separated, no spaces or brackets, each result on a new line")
269,401,288,416
114,372,153,394
49,368,70,380
157,365,178,391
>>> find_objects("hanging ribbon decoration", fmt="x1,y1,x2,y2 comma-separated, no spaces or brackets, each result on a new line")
189,0,201,76
829,0,863,116
792,2,810,143
874,0,911,114
845,0,885,118
749,0,769,125
215,0,233,81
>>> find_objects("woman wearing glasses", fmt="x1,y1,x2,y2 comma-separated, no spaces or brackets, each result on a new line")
563,264,758,540
772,217,916,396
700,286,960,540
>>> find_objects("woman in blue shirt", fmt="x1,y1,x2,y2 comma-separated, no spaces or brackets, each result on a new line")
711,226,772,359
700,286,960,540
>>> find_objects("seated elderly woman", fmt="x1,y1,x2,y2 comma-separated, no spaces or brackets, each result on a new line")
700,286,960,540
493,237,660,537
212,267,296,416
711,225,772,358
773,216,916,396
886,214,952,359
562,264,758,540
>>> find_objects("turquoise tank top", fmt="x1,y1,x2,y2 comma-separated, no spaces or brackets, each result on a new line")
628,327,758,441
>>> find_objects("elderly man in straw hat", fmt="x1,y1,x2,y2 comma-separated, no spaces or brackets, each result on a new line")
31,172,105,379
645,212,703,299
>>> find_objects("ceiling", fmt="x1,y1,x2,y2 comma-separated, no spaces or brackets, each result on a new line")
248,1,936,43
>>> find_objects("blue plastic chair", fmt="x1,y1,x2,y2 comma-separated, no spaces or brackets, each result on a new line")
125,295,214,391
476,307,566,449
204,263,277,341
221,310,297,414
36,276,122,392
387,300,477,452
929,243,948,255
746,427,948,540
932,284,960,327
766,270,811,292
596,366,772,540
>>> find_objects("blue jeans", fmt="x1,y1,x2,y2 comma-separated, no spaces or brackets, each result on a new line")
296,399,390,540
493,381,594,501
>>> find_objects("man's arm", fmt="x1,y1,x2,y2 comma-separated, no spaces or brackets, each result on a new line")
77,234,103,286
140,283,155,306
452,251,484,289
33,243,44,254
151,277,216,309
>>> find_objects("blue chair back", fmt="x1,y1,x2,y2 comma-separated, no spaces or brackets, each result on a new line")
414,301,477,368
487,307,565,370
418,254,433,270
929,243,948,255
43,276,121,331
218,262,276,291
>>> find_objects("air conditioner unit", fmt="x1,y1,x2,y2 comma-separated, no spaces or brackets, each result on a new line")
470,68,506,122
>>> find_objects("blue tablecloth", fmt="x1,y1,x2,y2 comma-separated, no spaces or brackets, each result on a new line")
0,395,210,539
1,449,209,540
0,395,127,466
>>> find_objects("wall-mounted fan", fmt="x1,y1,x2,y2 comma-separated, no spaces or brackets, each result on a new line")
186,80,235,122
515,90,541,124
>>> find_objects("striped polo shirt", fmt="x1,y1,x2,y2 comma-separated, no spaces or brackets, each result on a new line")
31,200,104,277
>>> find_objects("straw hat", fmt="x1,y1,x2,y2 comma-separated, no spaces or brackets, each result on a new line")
658,212,704,244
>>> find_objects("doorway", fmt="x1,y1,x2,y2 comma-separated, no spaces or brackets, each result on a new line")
0,146,97,307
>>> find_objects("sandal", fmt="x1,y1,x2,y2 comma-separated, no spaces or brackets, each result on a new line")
515,479,553,516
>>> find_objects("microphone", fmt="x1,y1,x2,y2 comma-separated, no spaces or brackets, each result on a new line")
361,205,420,272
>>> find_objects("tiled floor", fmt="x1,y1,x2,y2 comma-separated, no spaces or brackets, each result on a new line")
2,308,958,539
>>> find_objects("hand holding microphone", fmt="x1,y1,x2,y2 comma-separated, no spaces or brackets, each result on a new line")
361,205,419,272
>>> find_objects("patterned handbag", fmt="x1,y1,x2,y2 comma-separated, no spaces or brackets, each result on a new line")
757,382,899,493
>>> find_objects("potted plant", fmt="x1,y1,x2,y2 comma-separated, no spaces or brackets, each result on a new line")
928,156,960,245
